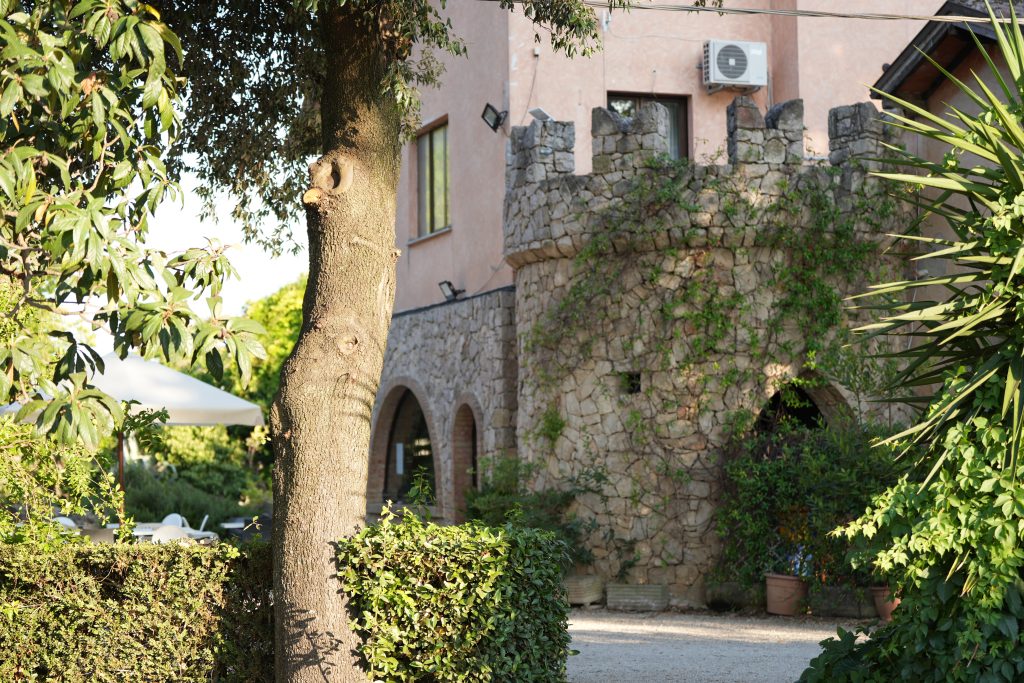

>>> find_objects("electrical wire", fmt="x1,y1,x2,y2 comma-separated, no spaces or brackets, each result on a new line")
577,2,1014,24
518,51,541,126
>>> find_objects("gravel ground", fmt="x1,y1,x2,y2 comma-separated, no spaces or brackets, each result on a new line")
567,609,853,683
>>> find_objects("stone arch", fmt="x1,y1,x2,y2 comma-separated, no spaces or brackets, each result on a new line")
368,377,440,514
756,371,852,432
451,393,485,523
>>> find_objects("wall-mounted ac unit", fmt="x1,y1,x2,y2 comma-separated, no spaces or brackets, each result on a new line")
703,40,768,93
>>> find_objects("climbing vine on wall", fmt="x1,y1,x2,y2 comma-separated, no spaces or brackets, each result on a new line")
522,149,909,578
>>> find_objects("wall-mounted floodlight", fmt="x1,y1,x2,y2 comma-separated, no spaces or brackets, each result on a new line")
481,103,508,132
439,280,465,302
529,107,552,122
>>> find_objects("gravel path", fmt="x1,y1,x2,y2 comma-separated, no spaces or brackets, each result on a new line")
567,609,851,683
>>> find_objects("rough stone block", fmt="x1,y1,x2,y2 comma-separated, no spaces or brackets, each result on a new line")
765,98,804,131
554,151,575,173
763,136,787,165
592,107,625,136
727,96,766,132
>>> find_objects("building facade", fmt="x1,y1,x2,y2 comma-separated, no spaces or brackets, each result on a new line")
369,1,954,605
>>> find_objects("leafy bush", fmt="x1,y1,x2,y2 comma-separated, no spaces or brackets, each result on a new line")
0,542,273,682
123,464,260,529
149,425,271,507
336,509,572,682
714,420,902,588
0,417,122,546
466,454,594,566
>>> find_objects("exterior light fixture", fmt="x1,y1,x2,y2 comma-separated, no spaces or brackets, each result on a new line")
439,280,465,302
529,107,553,122
481,103,507,132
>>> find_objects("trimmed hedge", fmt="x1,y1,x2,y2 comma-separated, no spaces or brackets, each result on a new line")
337,509,572,682
1,515,572,682
0,542,273,682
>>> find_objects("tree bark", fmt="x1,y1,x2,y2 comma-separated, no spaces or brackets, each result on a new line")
270,6,402,682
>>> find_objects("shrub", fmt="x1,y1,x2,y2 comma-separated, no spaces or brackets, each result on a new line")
0,542,273,682
0,417,122,546
801,5,1024,680
123,464,260,530
714,420,903,589
149,425,271,506
466,454,595,567
336,509,572,682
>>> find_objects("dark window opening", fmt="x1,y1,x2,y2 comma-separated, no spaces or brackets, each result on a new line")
755,386,825,434
607,93,690,160
621,371,642,395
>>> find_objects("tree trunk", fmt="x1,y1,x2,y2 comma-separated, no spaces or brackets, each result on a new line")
270,7,402,682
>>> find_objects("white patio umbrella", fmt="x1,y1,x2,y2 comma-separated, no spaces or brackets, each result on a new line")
3,353,264,490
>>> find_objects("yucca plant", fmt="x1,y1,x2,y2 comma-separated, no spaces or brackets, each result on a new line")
802,4,1024,681
855,2,1024,477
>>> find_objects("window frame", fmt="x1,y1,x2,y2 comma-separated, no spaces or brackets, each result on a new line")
415,116,451,238
606,92,690,160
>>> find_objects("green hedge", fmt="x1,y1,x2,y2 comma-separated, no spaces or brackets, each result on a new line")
0,543,273,682
337,509,572,682
1,515,572,682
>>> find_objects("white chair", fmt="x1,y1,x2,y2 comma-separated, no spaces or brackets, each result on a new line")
198,515,209,532
53,516,77,529
150,525,192,544
161,513,188,528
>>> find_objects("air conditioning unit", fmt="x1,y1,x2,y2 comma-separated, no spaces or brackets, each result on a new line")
703,40,768,92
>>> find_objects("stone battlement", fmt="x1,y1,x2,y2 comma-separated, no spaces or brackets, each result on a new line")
503,97,891,269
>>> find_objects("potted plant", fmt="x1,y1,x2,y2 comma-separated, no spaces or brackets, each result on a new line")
869,585,900,622
765,547,810,616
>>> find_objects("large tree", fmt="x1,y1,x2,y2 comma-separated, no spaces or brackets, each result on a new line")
158,3,645,680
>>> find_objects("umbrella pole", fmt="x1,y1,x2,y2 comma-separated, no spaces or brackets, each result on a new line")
117,431,125,492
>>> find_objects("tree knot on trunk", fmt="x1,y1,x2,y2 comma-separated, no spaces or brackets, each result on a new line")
303,153,355,205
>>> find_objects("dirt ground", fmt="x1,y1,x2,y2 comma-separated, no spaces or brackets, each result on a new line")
567,609,854,683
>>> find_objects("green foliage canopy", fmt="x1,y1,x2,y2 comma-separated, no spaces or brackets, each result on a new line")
156,0,680,251
0,1,264,448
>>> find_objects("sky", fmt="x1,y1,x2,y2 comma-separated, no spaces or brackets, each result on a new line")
148,176,309,316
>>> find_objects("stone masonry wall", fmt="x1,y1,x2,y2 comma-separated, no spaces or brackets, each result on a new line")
369,287,517,522
504,97,904,606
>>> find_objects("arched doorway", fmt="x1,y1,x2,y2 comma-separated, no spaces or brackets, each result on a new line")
755,385,826,433
383,389,436,504
451,403,480,522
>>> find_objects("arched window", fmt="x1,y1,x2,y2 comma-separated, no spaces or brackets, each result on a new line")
383,389,435,503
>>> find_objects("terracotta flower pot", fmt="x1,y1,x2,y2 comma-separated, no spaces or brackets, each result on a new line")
870,586,900,622
765,573,808,616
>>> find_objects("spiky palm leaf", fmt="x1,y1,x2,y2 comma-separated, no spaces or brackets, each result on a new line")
857,2,1024,477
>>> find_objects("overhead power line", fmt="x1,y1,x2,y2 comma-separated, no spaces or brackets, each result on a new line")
575,1,1016,24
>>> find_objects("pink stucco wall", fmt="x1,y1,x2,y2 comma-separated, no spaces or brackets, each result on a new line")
394,2,511,313
394,1,946,312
